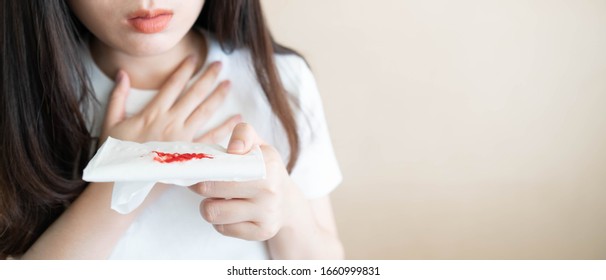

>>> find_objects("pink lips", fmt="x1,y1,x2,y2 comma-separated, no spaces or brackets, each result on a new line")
127,9,173,34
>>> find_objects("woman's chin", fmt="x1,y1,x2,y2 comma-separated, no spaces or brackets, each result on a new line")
116,36,182,56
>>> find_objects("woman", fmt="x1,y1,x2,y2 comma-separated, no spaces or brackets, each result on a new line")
1,0,343,259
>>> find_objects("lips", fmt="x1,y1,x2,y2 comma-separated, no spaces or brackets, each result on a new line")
127,9,173,34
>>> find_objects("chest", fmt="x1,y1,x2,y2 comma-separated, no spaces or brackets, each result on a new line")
86,67,289,161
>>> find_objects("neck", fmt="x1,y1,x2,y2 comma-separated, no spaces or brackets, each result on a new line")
89,30,206,90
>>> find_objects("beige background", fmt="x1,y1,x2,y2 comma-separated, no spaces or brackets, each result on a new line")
263,0,606,259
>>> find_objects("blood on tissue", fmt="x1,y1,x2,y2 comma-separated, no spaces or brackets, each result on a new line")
152,151,214,163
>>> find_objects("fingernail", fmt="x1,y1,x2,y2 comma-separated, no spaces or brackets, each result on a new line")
222,80,231,88
228,140,245,153
115,71,123,83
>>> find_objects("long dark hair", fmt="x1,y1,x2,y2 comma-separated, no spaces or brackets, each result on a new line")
1,0,300,256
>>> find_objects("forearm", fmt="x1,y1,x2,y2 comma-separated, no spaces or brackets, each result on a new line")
267,191,345,260
22,182,163,259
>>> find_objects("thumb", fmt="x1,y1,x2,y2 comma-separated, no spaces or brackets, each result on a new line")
227,123,263,154
104,70,130,129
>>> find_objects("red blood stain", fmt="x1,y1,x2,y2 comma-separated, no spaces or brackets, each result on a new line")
152,151,214,163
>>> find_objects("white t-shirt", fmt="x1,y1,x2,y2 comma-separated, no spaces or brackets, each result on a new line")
83,30,342,259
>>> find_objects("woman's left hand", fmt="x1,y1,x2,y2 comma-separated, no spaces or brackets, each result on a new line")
190,123,301,241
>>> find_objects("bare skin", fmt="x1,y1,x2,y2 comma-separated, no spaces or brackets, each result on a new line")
191,123,344,259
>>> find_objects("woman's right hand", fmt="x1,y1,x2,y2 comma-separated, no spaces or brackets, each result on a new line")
100,56,240,145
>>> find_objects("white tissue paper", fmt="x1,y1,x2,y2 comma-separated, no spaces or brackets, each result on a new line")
83,137,266,214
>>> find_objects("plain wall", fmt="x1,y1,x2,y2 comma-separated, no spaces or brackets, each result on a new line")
263,0,606,259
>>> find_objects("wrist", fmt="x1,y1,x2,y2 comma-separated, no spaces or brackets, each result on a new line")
280,179,313,232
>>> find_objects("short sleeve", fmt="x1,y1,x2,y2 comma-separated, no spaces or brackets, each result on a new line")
275,55,343,199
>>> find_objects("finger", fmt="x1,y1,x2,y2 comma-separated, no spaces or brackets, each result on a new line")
194,114,242,144
214,222,278,241
171,61,223,118
200,198,257,224
144,56,197,113
184,80,230,128
104,70,130,129
189,180,261,199
226,123,266,155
